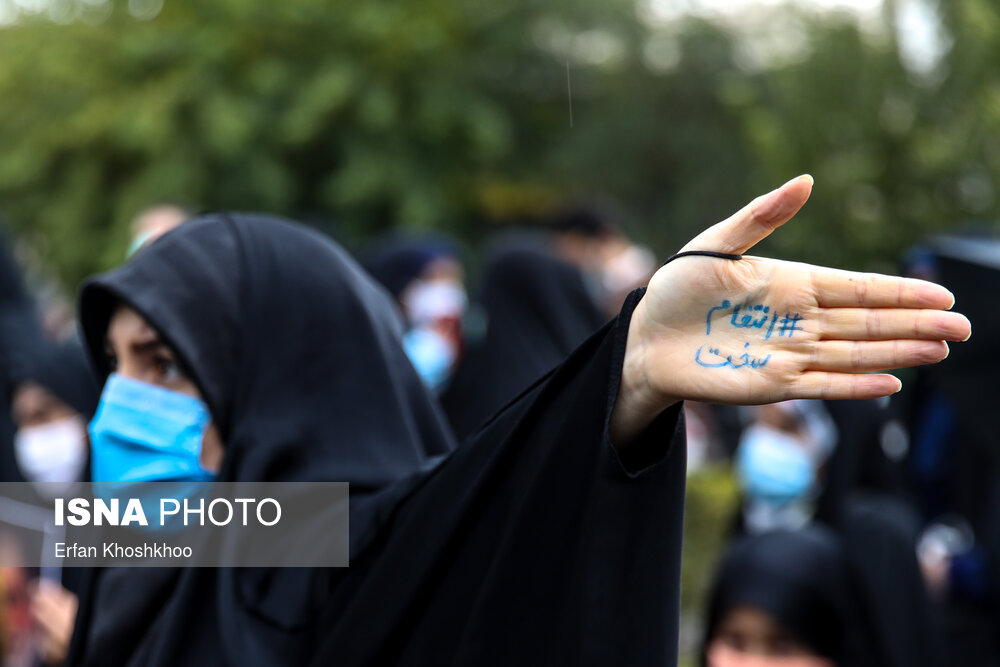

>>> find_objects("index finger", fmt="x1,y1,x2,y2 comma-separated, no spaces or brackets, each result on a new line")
809,268,955,310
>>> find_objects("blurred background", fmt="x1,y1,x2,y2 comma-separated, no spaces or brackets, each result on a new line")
0,0,995,288
0,0,997,665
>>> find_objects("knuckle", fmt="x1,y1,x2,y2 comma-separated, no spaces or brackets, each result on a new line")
851,342,864,370
866,310,880,338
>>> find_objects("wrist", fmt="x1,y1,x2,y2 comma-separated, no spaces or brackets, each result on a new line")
610,298,680,445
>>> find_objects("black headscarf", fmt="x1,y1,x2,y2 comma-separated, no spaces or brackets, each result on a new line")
831,492,947,667
814,399,903,524
361,235,460,301
78,214,454,488
705,504,945,667
440,235,607,439
68,214,457,666
5,337,99,597
8,338,101,420
703,527,858,664
0,225,42,482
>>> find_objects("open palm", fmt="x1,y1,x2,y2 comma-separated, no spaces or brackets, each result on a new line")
613,176,971,441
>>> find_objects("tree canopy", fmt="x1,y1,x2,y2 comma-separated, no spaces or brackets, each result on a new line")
0,0,995,289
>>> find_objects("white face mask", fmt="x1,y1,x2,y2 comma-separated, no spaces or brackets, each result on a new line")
14,416,88,492
402,280,467,327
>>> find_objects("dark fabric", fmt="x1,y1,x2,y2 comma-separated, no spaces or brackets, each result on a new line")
0,225,41,483
924,253,1000,481
897,248,1000,665
9,337,101,419
904,251,1000,547
814,399,902,524
440,236,607,440
703,527,857,663
361,235,459,299
309,289,686,666
69,219,687,666
831,492,947,667
78,215,454,486
708,499,946,667
5,337,98,598
69,214,457,666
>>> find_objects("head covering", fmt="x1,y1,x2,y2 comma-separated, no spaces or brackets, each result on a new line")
361,235,460,300
8,338,100,418
831,492,947,667
706,504,945,667
440,235,607,439
814,399,902,525
549,203,618,238
79,214,454,489
0,224,43,482
69,213,456,666
703,527,857,664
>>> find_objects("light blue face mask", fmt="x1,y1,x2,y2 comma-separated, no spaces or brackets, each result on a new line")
402,327,457,393
89,373,216,494
736,424,816,506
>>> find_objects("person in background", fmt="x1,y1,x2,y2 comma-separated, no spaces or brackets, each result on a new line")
8,338,100,666
548,202,657,317
735,401,837,534
703,528,855,667
9,340,98,495
895,240,1000,665
0,224,45,484
438,233,608,439
703,521,944,667
362,236,467,394
812,397,904,525
125,203,192,259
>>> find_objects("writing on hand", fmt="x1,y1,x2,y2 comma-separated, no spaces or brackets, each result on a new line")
697,298,804,370
695,342,772,369
705,299,803,340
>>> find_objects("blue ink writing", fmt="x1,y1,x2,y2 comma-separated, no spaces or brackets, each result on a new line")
765,312,778,340
703,300,804,341
778,312,803,338
705,300,731,335
730,302,771,330
695,345,772,370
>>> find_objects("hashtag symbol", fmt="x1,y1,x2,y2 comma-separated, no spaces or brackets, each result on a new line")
778,312,803,337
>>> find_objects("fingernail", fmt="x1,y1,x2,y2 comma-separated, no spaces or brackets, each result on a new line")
785,174,813,188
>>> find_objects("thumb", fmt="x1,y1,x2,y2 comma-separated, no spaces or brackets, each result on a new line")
680,174,813,255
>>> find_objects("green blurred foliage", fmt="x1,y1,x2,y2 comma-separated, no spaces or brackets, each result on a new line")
680,465,740,654
0,0,996,289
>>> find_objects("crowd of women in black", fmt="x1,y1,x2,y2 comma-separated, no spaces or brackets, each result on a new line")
0,175,982,666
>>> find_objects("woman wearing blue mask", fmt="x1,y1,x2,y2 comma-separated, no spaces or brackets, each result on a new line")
66,176,969,666
735,401,837,534
362,235,468,394
68,212,457,666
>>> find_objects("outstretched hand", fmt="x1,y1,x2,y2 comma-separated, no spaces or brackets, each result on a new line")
610,175,972,444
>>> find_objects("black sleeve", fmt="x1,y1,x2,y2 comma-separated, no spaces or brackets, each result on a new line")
314,287,688,666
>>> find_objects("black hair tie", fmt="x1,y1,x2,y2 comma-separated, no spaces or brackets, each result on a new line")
662,250,742,266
